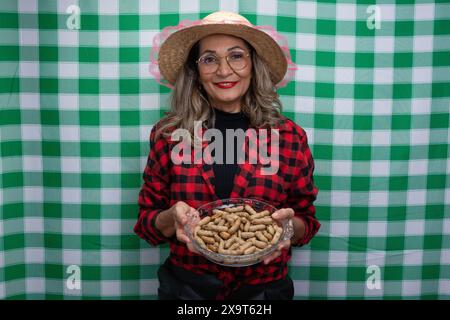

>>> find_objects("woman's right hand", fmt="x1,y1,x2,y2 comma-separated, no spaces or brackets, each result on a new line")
155,201,200,253
171,201,193,243
170,201,199,253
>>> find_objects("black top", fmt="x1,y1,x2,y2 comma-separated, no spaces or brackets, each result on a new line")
211,107,249,199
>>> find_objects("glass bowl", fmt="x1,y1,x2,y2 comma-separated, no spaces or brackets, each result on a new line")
185,198,294,267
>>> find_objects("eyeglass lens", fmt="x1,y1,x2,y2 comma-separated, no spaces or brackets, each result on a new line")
198,52,249,73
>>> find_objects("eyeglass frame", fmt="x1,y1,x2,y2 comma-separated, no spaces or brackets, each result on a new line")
195,50,251,74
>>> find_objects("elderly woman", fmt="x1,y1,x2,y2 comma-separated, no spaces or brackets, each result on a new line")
134,11,320,300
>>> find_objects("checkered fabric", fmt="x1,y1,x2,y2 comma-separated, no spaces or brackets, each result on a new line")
0,0,449,299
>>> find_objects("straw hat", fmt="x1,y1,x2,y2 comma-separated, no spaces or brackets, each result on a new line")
157,11,288,86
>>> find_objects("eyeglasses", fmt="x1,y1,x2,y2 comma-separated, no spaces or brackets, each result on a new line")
196,51,250,74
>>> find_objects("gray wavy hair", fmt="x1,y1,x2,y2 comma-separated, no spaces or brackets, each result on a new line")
154,40,284,143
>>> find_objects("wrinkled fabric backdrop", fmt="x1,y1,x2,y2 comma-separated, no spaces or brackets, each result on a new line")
0,0,449,299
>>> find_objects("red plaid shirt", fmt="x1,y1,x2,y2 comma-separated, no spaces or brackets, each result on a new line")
134,115,320,299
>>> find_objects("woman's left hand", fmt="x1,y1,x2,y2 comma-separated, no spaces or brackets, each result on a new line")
263,208,295,265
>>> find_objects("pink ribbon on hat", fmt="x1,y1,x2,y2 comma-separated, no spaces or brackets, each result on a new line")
149,19,202,89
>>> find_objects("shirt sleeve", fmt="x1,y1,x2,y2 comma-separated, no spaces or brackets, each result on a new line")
286,127,321,247
134,125,172,246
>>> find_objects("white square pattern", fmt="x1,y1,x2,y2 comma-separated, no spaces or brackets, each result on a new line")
139,30,157,47
374,36,395,53
58,30,79,46
99,62,119,79
330,221,350,236
26,279,45,294
332,130,353,146
406,190,427,206
331,191,351,206
21,124,41,140
63,250,82,265
410,129,430,145
100,126,121,142
139,0,159,14
335,36,356,52
61,157,81,173
296,1,316,18
19,30,39,46
332,160,352,176
62,188,82,204
405,220,425,236
336,4,356,20
24,217,44,233
98,0,118,14
374,68,394,84
408,159,428,176
296,65,315,81
334,67,354,84
101,281,120,296
62,218,82,234
412,67,433,83
58,94,78,110
20,62,39,77
368,191,389,206
100,95,120,110
414,4,435,20
403,250,423,266
60,125,80,141
402,280,422,296
101,158,121,173
21,93,40,110
99,31,119,47
257,0,277,15
411,98,431,114
23,156,43,172
59,62,78,78
413,36,433,52
370,160,390,176
372,99,393,115
327,282,347,296
367,221,387,236
334,99,354,115
329,251,348,266
296,34,316,51
295,97,315,114
24,187,44,202
101,189,122,204
180,0,199,13
25,248,45,263
101,250,121,265
371,130,391,146
18,0,37,13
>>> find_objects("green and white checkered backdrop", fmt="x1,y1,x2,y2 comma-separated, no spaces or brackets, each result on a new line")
0,0,449,299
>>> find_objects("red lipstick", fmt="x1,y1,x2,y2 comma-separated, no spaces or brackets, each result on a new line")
214,81,238,89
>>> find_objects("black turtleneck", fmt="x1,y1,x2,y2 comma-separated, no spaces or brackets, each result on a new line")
210,107,249,199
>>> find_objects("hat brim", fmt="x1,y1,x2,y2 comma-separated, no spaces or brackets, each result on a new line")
158,24,288,86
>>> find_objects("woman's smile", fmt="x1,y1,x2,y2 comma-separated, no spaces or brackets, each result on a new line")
213,81,239,89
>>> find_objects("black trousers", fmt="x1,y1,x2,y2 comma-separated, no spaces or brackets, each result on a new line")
157,259,294,300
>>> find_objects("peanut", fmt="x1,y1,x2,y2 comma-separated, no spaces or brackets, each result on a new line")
192,204,284,258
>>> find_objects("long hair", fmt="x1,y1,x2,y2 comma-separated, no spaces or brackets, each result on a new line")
154,40,284,143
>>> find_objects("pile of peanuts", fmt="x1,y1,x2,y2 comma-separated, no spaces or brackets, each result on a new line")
193,204,283,256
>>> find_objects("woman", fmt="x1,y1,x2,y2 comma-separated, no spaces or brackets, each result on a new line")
134,11,320,300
